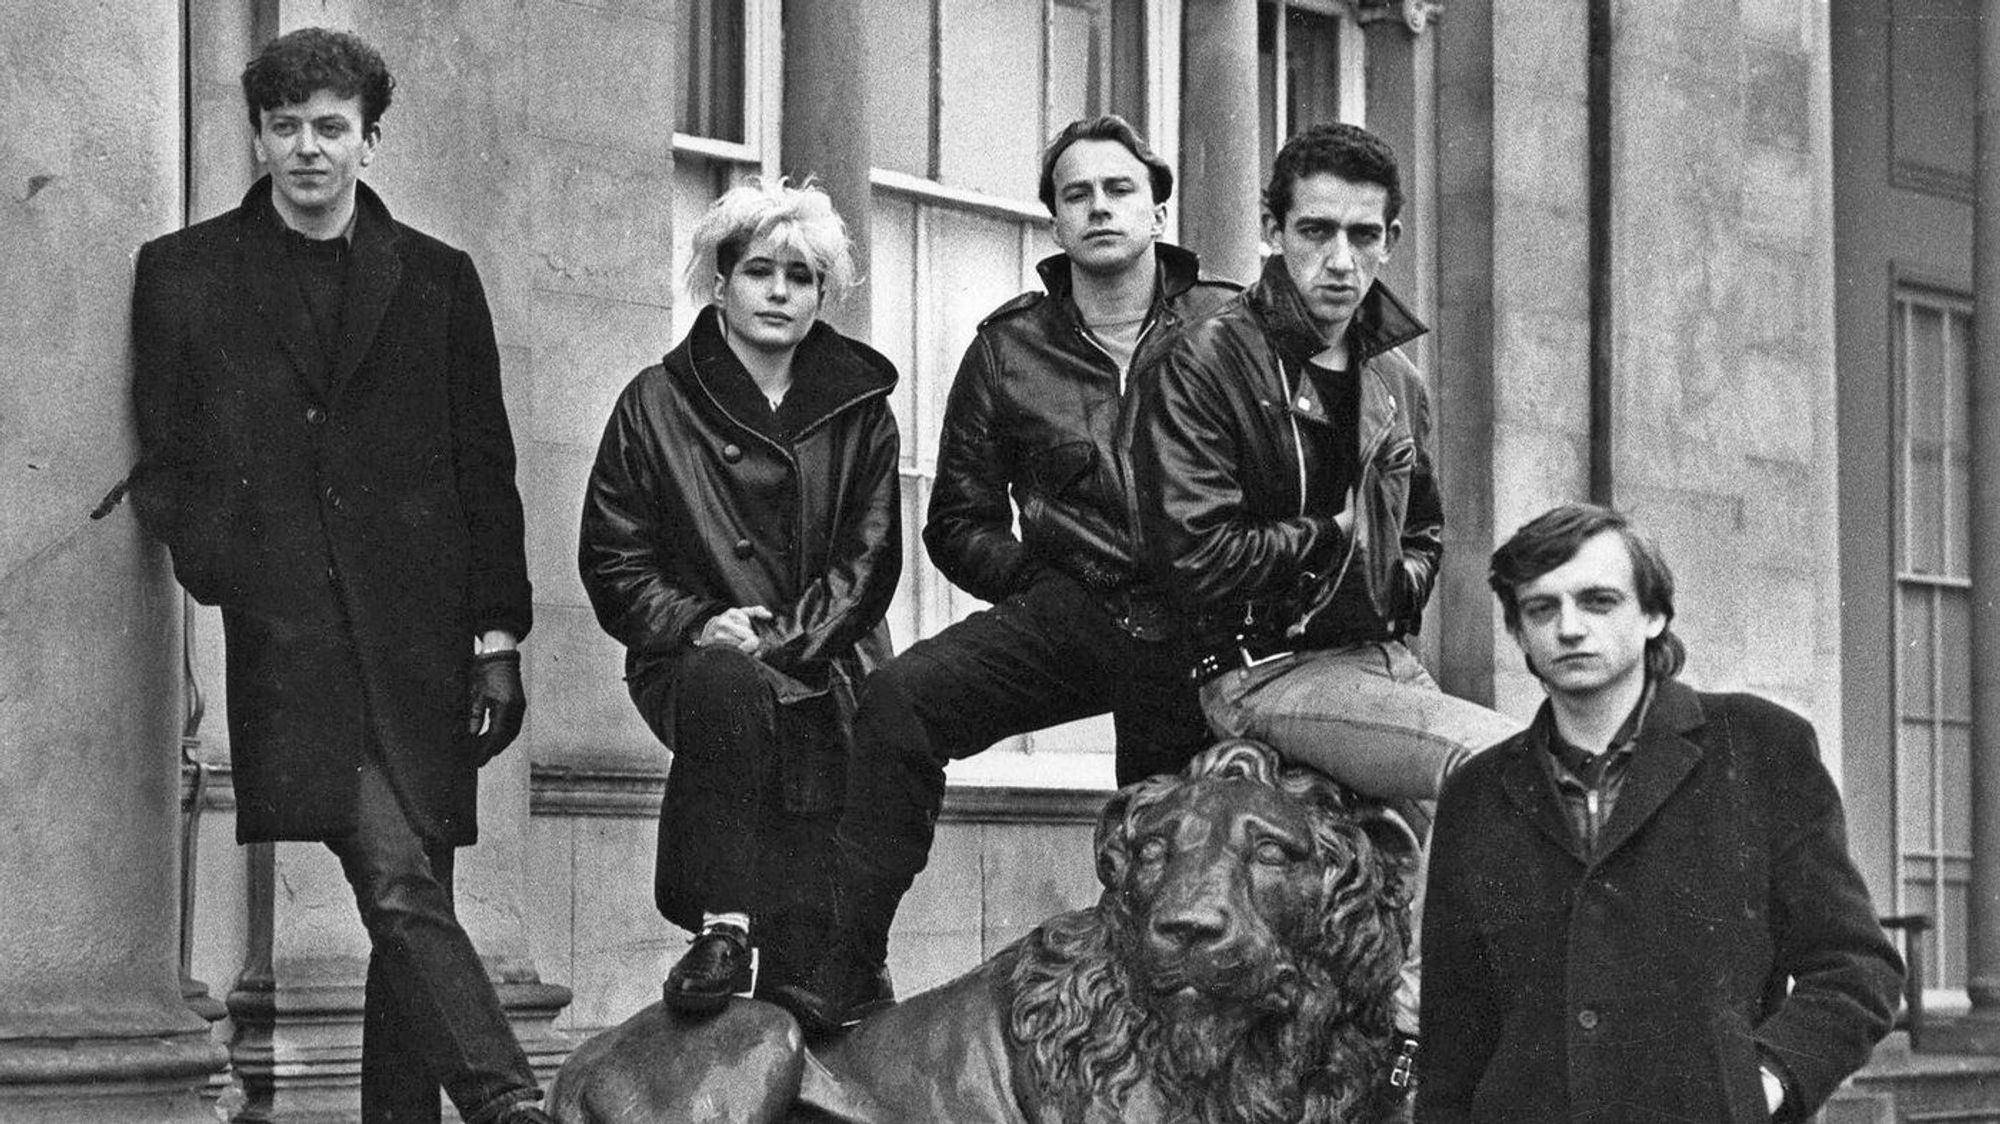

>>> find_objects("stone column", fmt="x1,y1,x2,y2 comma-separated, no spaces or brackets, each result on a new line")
783,0,874,341
1179,0,1264,285
1947,0,2000,1050
0,3,232,1120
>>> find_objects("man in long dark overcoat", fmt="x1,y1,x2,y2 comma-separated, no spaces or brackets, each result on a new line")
128,27,553,1124
1417,503,1903,1123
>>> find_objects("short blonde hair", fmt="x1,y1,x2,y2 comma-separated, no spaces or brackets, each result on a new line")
685,176,857,305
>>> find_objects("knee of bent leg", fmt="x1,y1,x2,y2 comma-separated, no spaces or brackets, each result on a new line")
344,849,452,943
677,645,768,699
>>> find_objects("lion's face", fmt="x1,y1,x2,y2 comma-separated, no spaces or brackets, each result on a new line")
1119,772,1330,1007
1012,740,1411,1121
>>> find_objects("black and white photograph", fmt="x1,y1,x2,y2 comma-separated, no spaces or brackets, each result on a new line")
0,1,1989,1120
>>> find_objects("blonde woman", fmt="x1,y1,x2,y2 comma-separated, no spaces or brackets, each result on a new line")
580,179,901,1014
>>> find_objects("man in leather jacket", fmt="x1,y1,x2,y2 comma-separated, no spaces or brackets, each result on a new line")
1131,123,1521,1046
775,116,1239,1033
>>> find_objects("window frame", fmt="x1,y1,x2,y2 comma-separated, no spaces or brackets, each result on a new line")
1265,0,1368,145
1889,280,1977,1006
672,0,781,180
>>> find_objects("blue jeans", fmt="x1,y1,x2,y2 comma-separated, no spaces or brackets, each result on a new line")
1199,639,1521,800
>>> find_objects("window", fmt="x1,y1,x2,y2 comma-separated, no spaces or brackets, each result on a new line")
1893,287,1975,996
867,0,1150,202
1257,0,1364,173
670,0,779,338
675,0,746,143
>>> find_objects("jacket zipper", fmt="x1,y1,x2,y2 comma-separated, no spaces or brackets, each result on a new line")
1291,365,1396,637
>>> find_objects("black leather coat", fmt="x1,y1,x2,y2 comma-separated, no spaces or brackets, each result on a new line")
579,307,900,721
1133,256,1442,648
923,244,1240,604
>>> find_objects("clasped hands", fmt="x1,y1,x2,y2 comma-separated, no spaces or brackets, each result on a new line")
696,605,773,654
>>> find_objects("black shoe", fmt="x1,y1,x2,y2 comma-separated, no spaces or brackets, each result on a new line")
769,945,894,1037
663,923,755,1015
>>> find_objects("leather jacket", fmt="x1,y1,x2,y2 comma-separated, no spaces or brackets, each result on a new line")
924,243,1240,607
1133,256,1442,650
579,306,901,696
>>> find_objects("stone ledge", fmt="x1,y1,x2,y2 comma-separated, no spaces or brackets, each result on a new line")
185,757,1116,826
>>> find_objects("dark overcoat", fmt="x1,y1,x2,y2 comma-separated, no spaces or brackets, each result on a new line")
1418,680,1903,1123
130,179,531,847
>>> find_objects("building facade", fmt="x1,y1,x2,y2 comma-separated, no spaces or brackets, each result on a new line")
2,0,1996,1117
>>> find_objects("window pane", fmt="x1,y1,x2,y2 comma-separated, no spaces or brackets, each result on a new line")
1110,0,1147,133
1285,6,1342,136
1905,442,1945,574
1905,304,1946,443
1942,721,1972,853
1897,585,1934,715
1897,719,1934,851
938,0,1041,199
676,0,746,142
1947,309,1973,575
1047,0,1148,136
1049,0,1109,132
1258,3,1345,174
1941,876,1969,987
1940,588,1970,720
867,0,935,177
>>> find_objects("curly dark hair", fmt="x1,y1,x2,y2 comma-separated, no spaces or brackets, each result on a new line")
241,27,395,134
1007,741,1410,1123
1038,114,1175,213
1263,122,1402,228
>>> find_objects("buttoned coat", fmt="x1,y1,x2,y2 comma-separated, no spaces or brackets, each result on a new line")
130,179,531,847
1417,680,1902,1123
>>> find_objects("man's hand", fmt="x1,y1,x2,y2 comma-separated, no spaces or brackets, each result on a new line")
696,606,773,654
466,649,525,763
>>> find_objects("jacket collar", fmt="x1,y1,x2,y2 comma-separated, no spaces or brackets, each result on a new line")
1499,677,1707,865
674,305,896,445
1249,254,1427,370
233,177,404,398
1033,241,1207,323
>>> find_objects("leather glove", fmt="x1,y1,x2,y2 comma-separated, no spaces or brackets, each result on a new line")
466,649,525,764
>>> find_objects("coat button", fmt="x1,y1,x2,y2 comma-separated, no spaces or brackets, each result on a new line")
722,443,743,463
324,485,343,510
733,538,754,559
304,405,328,425
1577,1008,1600,1030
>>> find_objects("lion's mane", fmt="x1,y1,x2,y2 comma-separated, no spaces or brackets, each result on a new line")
1004,741,1411,1124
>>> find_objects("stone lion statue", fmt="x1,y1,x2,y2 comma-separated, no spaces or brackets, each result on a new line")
549,739,1415,1123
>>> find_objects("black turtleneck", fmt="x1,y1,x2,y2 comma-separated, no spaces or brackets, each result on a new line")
281,220,352,366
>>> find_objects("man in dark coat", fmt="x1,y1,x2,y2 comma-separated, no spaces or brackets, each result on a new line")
1417,503,1903,1123
776,115,1241,1032
129,28,552,1124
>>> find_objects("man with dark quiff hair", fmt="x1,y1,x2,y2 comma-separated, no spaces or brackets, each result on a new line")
131,25,554,1124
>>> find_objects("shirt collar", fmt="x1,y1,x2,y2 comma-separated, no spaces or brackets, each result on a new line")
1542,677,1656,785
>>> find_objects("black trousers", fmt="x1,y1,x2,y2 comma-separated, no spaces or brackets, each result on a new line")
837,570,1208,888
324,756,538,1124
